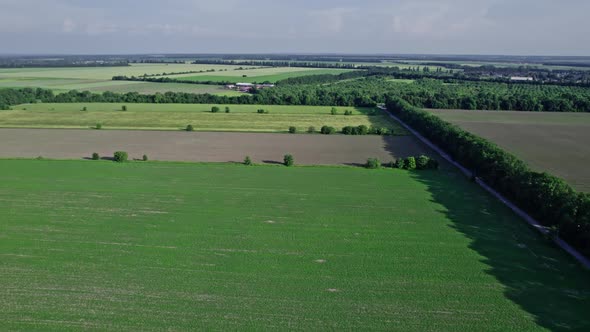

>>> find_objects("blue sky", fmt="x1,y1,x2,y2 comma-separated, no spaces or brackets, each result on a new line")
0,0,588,55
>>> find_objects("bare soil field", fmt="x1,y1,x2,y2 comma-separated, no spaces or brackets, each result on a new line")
428,109,590,192
0,129,430,165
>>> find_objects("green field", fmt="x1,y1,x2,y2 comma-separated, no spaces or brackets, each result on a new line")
3,103,403,133
167,67,354,83
427,109,590,192
0,160,588,330
0,64,353,93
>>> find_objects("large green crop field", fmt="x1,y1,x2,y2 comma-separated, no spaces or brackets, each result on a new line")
4,103,403,133
0,64,352,93
427,109,590,192
0,160,588,330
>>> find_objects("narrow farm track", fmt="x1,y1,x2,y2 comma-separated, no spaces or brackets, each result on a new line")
0,129,430,165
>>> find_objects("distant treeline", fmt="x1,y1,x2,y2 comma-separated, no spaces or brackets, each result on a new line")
3,76,590,112
113,76,230,86
191,59,360,69
0,60,129,68
386,98,590,259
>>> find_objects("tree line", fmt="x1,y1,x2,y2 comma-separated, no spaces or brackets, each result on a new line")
3,77,590,113
386,97,590,259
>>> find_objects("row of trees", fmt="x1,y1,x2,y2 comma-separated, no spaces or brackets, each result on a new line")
3,77,589,113
386,97,590,258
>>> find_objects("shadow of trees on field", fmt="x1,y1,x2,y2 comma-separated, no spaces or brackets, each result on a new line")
409,170,590,331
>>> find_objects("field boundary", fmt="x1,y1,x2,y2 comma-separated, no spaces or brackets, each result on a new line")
379,105,590,269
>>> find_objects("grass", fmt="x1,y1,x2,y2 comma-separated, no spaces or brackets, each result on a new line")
3,103,404,133
0,159,588,330
427,109,590,192
167,68,355,83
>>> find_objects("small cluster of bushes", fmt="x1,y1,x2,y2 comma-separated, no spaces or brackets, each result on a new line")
242,155,294,167
91,151,148,162
341,125,391,136
364,155,439,170
257,109,269,114
289,126,297,134
392,155,439,170
211,106,231,113
186,124,194,131
344,110,353,116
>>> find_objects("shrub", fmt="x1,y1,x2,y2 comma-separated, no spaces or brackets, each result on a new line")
416,155,430,170
395,159,405,169
320,125,336,135
283,154,294,167
142,154,148,161
357,125,369,135
186,124,194,132
92,152,100,160
342,126,355,135
307,126,316,134
344,110,353,116
211,106,220,113
95,123,102,130
288,126,297,134
225,106,231,113
244,156,252,166
404,156,417,170
366,158,381,169
427,158,440,170
82,106,88,111
330,107,338,115
113,151,128,163
122,105,127,111
257,109,268,114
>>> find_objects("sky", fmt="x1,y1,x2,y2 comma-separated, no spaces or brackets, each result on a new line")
0,0,588,55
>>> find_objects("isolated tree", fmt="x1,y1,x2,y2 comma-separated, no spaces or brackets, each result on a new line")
95,123,102,130
211,106,220,113
186,124,194,132
122,105,127,111
113,151,128,163
244,156,252,166
92,152,100,160
82,106,88,111
225,106,231,113
142,154,149,161
330,107,338,115
289,126,297,134
283,154,294,167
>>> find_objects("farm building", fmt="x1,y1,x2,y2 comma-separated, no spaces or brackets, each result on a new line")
510,76,534,81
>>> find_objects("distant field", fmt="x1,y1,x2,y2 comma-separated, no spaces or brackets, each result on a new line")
1,160,588,330
166,67,354,83
4,103,404,133
427,109,590,192
0,64,354,93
